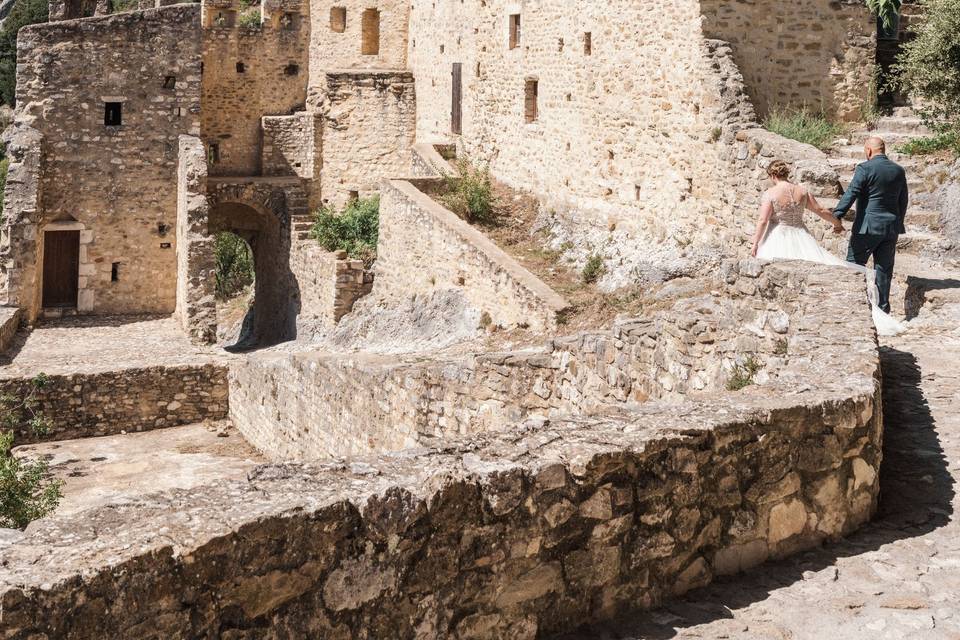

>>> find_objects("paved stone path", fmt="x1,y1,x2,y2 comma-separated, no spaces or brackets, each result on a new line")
559,118,960,639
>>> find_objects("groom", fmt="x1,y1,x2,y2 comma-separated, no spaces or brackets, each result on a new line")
833,136,909,313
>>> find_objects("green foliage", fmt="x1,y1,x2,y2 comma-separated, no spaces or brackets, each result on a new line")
581,254,606,284
897,130,960,155
310,195,380,267
726,356,763,391
236,6,261,28
865,0,903,30
893,0,960,135
109,0,139,12
763,108,845,150
440,159,496,224
214,232,254,300
773,339,788,356
0,374,62,530
0,0,49,106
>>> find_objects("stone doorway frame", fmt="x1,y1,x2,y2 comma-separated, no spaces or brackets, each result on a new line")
39,220,94,314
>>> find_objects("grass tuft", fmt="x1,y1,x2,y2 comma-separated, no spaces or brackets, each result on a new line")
762,108,845,150
726,355,763,391
310,195,380,268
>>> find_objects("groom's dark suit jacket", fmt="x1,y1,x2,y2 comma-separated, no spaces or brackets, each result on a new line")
833,154,908,237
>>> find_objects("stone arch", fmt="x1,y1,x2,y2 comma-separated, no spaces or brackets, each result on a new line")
206,194,298,348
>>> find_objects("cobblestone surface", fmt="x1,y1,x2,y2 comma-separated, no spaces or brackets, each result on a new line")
557,260,960,640
0,315,230,376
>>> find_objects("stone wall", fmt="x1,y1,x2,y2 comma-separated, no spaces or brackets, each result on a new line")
306,0,409,107
0,306,21,354
0,125,44,317
175,135,218,344
700,0,875,121
290,244,373,329
230,260,856,461
318,70,417,208
374,178,569,334
407,0,741,278
261,112,322,187
201,0,310,176
0,262,883,637
10,6,202,320
0,363,228,444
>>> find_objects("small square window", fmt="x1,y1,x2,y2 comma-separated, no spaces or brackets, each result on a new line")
280,12,298,30
104,102,122,126
236,61,246,73
162,75,176,89
330,6,346,32
284,63,299,76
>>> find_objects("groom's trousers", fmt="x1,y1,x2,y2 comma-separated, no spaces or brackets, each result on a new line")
847,233,897,313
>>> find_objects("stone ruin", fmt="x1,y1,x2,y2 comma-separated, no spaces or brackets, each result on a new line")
0,0,910,637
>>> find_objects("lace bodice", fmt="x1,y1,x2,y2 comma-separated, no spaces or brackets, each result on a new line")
769,196,808,230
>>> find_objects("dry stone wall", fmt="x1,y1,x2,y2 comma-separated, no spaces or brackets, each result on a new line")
10,6,202,320
0,263,882,637
0,125,44,317
306,0,409,107
701,0,875,121
374,178,569,334
230,261,862,461
201,0,310,176
407,0,741,269
0,363,228,443
318,70,417,208
290,244,373,329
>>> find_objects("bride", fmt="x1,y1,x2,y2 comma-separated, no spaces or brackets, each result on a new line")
750,160,905,336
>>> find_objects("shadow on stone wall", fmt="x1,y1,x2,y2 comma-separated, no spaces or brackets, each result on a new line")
553,346,954,639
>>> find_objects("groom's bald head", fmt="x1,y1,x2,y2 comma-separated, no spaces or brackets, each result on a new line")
864,136,886,159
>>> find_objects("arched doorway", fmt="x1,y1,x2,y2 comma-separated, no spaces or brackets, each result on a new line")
208,200,296,349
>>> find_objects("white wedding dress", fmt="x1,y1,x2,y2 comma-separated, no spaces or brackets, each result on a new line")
756,190,906,336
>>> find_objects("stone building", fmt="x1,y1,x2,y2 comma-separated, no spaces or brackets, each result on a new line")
0,0,878,344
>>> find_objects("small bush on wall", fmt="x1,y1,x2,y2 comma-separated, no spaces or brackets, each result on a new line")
310,195,380,268
763,108,845,150
440,159,496,225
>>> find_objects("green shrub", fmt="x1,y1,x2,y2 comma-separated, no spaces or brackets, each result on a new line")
310,195,379,267
865,0,902,30
762,108,845,150
581,254,605,284
237,5,261,28
0,0,50,106
109,0,139,12
726,356,763,391
440,159,496,224
893,0,960,137
897,130,960,155
0,374,62,530
214,232,254,300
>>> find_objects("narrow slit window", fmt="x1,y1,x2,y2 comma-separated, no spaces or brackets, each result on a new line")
208,142,220,164
104,102,122,126
361,8,380,55
111,262,120,282
584,32,592,55
330,6,346,32
509,14,520,49
524,79,538,123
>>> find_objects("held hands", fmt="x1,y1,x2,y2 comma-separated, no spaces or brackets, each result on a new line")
832,220,844,235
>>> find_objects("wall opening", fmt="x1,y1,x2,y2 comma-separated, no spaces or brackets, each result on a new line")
451,62,463,135
163,75,177,89
509,14,520,49
104,102,122,126
330,6,346,32
361,9,380,55
524,79,538,123
279,11,298,30
584,32,592,55
111,262,120,282
214,231,255,349
236,61,246,73
284,63,300,76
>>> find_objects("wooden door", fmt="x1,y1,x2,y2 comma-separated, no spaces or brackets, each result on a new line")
42,230,80,308
451,63,462,135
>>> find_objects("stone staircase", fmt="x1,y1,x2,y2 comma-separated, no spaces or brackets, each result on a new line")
823,108,955,262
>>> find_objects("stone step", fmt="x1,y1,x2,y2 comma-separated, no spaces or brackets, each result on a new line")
849,130,921,147
831,145,908,162
891,106,916,119
815,198,942,230
872,116,932,136
897,230,955,257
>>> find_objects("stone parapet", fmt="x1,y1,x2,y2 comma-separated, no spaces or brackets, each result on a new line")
375,178,569,332
291,244,373,330
0,262,882,637
0,363,229,443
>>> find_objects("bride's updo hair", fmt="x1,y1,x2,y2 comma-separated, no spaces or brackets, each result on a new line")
767,160,791,180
